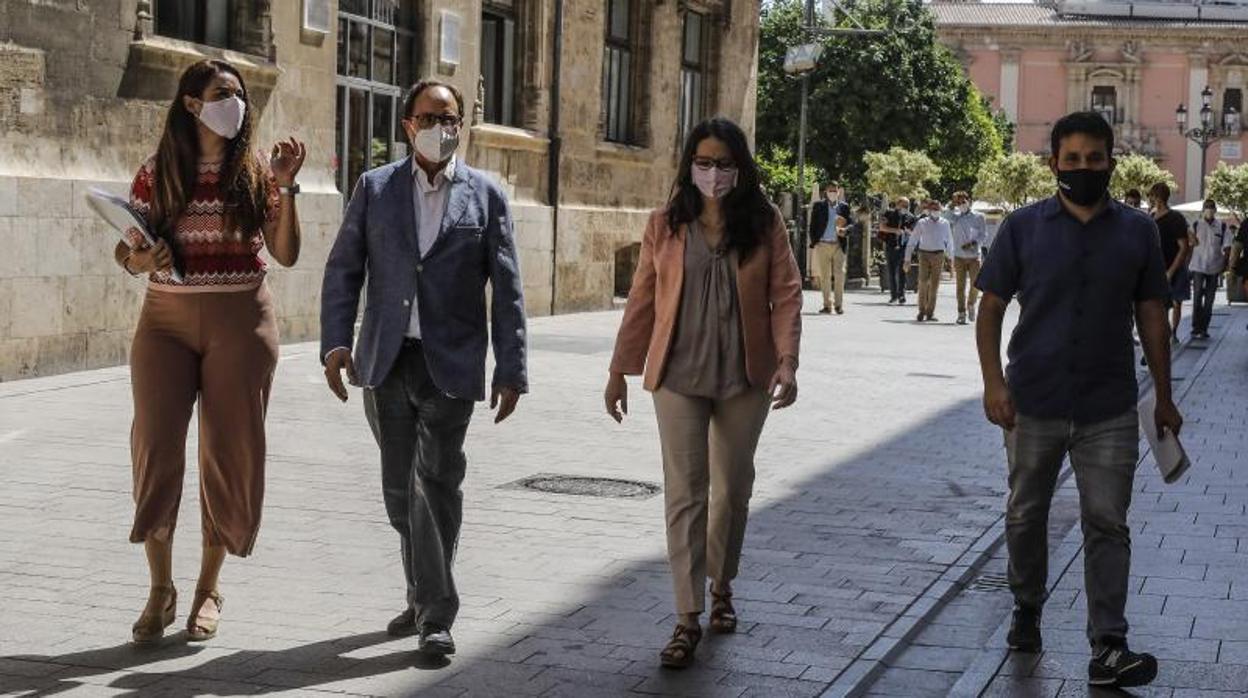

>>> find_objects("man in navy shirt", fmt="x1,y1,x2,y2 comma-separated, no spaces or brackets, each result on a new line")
975,112,1183,690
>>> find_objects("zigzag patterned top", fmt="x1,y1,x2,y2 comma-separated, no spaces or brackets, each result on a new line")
128,156,280,290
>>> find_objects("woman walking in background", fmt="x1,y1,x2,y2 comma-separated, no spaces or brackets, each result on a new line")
604,117,802,669
117,59,305,644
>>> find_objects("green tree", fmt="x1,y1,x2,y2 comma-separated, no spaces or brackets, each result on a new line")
757,0,1003,196
1110,154,1178,199
863,146,941,201
756,145,826,201
974,152,1053,211
1205,161,1248,217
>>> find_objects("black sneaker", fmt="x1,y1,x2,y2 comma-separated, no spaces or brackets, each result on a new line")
418,624,456,655
1007,606,1042,653
1088,643,1158,688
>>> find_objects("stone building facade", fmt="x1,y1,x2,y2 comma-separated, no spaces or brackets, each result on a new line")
0,0,762,380
932,1,1248,201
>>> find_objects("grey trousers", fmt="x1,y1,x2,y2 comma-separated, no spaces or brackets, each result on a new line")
1004,408,1139,647
364,343,474,629
1191,271,1220,335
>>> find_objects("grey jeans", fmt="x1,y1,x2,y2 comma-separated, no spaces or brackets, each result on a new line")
1004,408,1139,647
1191,271,1220,335
364,342,474,629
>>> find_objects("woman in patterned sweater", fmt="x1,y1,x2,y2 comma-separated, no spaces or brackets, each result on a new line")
117,59,305,645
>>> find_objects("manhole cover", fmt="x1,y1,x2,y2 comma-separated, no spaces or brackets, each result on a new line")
967,572,1011,593
505,474,661,499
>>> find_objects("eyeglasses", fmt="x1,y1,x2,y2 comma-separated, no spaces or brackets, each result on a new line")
407,114,462,129
692,157,737,172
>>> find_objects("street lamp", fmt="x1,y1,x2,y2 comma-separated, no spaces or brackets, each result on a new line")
1177,85,1230,198
784,0,887,279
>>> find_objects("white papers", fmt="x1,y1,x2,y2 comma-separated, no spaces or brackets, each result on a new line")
84,187,183,283
1138,389,1191,484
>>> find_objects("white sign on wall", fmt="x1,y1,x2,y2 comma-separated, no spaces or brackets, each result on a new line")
440,11,461,66
302,0,330,34
1222,140,1243,161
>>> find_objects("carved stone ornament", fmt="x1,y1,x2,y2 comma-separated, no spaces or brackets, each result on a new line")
1068,40,1094,63
1121,40,1142,63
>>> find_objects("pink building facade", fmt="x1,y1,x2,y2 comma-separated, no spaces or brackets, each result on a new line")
932,2,1248,202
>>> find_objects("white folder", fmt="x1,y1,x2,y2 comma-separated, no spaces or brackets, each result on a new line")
84,187,184,283
1138,389,1191,484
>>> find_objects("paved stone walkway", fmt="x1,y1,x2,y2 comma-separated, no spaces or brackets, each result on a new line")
966,306,1248,697
0,278,1191,698
887,302,1248,698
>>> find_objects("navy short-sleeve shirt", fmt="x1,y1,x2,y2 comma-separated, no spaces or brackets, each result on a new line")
975,196,1170,424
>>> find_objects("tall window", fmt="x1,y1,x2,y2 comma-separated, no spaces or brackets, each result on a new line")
1091,85,1118,125
335,0,420,194
602,0,635,144
679,12,708,146
481,0,518,126
156,0,231,49
1225,88,1244,128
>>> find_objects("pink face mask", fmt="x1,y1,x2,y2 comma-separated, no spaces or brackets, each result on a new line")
691,165,738,200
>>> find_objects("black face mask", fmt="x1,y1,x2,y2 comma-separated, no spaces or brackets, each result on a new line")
1056,169,1111,207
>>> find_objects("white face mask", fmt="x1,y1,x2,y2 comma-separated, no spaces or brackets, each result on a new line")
956,204,970,214
413,125,460,163
197,95,245,139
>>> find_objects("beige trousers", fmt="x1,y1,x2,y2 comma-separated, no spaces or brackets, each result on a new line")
953,257,981,314
814,241,847,311
652,387,771,614
918,250,945,318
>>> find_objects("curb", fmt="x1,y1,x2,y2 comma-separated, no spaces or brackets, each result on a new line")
944,315,1230,698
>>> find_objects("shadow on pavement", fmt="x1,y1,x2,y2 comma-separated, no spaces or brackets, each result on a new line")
1,393,1006,697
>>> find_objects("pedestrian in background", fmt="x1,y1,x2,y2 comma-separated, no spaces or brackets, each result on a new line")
947,191,987,325
320,79,528,657
905,199,953,322
122,59,305,645
976,111,1181,690
1148,182,1192,342
808,181,852,314
604,117,802,670
879,196,915,305
1123,188,1142,210
1188,199,1232,340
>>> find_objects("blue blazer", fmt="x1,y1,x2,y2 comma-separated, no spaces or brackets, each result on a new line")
319,156,528,400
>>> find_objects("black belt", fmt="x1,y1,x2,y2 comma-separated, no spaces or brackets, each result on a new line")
402,337,423,349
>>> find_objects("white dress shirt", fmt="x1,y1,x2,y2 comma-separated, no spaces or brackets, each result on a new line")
946,209,987,259
906,215,953,259
406,157,457,339
1189,217,1232,275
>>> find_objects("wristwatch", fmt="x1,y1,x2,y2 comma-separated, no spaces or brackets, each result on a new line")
278,183,300,196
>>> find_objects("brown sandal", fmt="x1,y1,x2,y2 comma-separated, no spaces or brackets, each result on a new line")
709,586,737,634
187,588,224,642
132,586,177,645
659,623,702,669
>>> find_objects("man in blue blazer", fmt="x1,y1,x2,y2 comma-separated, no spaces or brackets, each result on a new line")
320,79,528,656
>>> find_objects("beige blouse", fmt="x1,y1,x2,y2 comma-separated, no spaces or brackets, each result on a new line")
660,220,749,399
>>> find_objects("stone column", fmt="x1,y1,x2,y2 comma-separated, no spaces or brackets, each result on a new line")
1000,48,1021,122
1186,55,1209,200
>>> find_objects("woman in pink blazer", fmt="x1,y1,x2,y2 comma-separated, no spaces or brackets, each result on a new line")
604,117,803,669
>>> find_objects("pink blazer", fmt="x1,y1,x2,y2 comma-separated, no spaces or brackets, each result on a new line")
610,206,803,391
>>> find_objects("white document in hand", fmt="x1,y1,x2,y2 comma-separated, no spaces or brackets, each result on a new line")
1138,389,1191,484
84,187,183,283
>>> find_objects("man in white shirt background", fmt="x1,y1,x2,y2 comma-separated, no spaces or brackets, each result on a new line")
905,199,954,322
946,190,987,325
1188,198,1233,340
